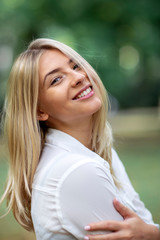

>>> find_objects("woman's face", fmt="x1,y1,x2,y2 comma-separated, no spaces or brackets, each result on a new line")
38,49,102,129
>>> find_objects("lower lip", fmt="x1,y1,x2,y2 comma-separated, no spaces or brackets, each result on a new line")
74,89,94,101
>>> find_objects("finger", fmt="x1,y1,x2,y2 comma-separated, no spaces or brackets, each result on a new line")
85,221,122,231
113,198,136,219
84,234,111,240
84,231,125,240
85,234,113,240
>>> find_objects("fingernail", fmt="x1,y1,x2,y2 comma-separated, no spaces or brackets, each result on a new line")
84,225,91,230
115,197,122,203
84,237,89,240
115,197,120,201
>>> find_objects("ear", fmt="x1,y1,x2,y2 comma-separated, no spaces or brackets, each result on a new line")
37,109,49,121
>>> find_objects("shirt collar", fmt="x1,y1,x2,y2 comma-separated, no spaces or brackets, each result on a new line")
45,128,101,160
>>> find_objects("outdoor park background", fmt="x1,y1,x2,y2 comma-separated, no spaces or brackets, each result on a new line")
0,0,160,239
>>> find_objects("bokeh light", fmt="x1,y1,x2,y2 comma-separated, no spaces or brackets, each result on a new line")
119,45,140,71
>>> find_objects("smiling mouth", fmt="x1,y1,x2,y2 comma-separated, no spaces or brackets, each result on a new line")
72,86,93,100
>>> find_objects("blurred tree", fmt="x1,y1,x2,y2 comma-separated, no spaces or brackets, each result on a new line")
0,0,160,110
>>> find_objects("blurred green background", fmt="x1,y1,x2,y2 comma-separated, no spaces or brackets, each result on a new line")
0,0,160,239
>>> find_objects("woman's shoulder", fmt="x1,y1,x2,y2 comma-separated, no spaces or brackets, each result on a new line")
33,148,107,187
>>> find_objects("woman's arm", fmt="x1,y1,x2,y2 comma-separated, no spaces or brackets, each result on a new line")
84,199,160,240
58,160,123,239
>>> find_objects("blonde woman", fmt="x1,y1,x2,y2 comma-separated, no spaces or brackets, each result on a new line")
0,38,159,240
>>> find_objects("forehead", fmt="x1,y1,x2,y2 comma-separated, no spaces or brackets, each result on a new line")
39,49,69,73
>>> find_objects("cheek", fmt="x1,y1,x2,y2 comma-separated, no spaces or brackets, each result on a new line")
39,90,68,115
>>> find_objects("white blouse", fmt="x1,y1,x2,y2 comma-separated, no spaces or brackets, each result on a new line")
31,129,158,240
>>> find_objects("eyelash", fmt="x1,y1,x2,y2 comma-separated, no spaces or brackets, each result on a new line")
73,64,80,70
50,64,80,86
51,76,62,85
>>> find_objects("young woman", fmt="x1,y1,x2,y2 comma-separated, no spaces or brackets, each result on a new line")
0,38,159,240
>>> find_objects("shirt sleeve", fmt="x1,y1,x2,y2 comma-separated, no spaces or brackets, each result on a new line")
57,160,123,240
112,149,159,227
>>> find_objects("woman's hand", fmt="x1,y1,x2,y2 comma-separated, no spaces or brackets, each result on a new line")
84,199,160,240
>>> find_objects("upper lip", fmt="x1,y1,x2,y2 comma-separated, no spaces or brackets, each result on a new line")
72,84,92,100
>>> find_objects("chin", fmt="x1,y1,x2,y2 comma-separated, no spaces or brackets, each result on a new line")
94,97,102,108
89,99,102,115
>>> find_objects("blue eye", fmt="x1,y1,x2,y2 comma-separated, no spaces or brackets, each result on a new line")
51,76,61,85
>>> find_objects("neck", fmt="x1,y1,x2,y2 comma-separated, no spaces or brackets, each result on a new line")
49,117,93,149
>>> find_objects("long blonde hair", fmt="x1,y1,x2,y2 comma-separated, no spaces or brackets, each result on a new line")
0,38,116,231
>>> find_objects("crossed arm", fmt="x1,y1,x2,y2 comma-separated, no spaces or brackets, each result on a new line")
59,159,159,239
84,199,160,240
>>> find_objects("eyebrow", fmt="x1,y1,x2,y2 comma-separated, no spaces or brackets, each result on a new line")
43,59,73,86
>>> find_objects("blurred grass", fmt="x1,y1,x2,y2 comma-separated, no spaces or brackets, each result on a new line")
114,138,160,223
0,108,160,239
110,107,160,224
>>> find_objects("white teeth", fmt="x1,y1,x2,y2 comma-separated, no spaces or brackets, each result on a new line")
86,88,90,94
77,87,92,99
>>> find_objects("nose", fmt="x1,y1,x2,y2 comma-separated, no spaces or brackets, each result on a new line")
70,70,86,87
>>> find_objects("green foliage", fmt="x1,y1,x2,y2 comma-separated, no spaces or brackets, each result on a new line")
0,0,160,109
